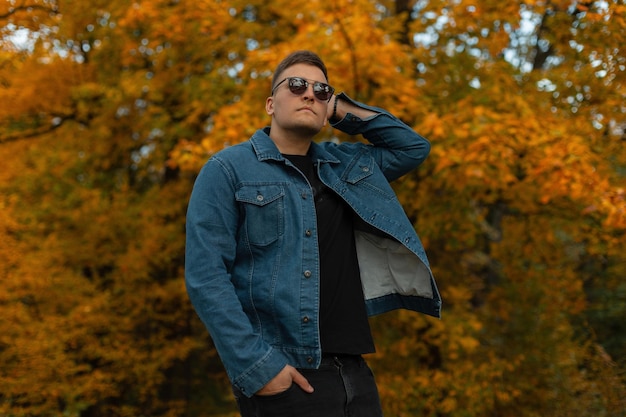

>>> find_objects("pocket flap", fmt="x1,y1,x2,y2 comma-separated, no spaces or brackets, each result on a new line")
344,154,375,184
235,185,285,207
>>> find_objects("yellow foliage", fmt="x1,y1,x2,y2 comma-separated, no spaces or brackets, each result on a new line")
1,0,625,416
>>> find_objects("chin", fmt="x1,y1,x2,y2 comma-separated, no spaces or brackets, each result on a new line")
290,123,323,137
299,126,322,136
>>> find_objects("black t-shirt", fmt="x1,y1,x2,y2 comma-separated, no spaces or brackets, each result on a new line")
284,154,375,355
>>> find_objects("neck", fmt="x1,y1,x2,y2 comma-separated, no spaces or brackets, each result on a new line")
269,126,314,156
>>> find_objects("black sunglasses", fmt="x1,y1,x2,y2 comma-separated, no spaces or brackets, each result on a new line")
272,77,335,102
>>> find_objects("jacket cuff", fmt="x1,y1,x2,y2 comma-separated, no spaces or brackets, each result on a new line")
231,348,289,398
329,92,391,133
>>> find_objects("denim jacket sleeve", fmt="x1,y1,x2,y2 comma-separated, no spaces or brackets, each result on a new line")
185,157,289,397
330,92,431,181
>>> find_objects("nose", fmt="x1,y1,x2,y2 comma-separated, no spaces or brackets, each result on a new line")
301,83,315,101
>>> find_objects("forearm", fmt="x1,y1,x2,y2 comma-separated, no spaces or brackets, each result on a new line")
329,94,378,121
329,93,431,181
185,263,288,396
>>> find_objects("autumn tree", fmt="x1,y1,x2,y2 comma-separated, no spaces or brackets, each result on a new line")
1,0,237,415
1,0,624,416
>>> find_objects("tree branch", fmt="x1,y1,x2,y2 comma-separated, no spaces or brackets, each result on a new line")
0,115,73,144
395,0,414,47
0,1,59,20
334,17,361,98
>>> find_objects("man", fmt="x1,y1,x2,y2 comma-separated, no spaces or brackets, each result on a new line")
185,50,441,417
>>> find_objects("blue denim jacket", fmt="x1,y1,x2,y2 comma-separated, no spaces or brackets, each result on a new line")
185,93,441,397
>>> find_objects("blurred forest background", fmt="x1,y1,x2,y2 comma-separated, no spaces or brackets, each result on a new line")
1,0,625,416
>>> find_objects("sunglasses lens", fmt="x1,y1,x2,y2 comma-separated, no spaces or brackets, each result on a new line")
313,83,332,101
288,78,308,94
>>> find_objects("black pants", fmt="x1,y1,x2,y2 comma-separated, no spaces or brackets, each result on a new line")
233,355,384,417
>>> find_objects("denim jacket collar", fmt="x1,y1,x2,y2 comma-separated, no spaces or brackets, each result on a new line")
250,127,341,165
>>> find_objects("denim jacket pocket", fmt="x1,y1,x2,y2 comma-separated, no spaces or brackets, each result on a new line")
343,154,395,201
343,152,375,184
236,184,285,246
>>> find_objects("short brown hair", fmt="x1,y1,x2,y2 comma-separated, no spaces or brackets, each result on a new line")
271,50,329,91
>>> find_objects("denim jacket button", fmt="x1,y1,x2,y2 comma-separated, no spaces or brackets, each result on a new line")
303,270,312,278
307,357,314,364
305,229,312,237
302,316,309,323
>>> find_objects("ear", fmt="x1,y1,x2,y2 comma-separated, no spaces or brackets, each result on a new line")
265,96,274,116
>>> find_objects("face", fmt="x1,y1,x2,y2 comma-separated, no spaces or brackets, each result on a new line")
266,63,331,140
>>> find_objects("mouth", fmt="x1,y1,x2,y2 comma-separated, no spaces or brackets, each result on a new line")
298,106,316,114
